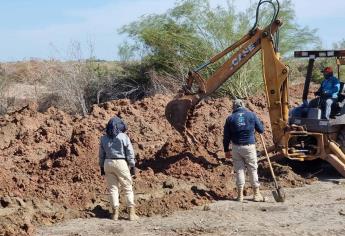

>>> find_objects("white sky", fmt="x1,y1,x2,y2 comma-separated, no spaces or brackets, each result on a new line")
0,0,344,61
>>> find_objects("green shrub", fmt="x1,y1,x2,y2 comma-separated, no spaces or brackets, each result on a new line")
119,0,320,98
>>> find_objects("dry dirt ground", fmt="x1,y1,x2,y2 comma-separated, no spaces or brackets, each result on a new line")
0,82,333,236
37,179,345,236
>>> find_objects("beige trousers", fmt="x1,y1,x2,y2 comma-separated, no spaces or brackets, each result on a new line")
104,159,135,208
232,144,260,189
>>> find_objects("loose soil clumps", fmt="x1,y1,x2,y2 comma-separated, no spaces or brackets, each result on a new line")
0,85,316,235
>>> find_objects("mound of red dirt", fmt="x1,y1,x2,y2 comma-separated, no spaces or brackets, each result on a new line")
0,84,315,235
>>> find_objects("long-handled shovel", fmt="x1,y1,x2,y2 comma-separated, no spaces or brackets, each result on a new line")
259,134,286,202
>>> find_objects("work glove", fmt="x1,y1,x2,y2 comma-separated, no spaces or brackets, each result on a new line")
322,91,329,97
130,167,136,176
314,91,321,96
100,167,105,176
225,151,232,159
256,150,263,158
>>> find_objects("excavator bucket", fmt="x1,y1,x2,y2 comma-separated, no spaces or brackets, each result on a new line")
165,95,198,133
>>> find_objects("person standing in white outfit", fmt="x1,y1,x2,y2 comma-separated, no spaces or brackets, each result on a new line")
99,116,139,221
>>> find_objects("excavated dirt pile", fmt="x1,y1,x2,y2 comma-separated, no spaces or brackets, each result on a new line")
0,84,316,235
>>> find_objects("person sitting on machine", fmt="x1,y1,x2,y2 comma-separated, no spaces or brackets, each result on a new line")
314,66,340,120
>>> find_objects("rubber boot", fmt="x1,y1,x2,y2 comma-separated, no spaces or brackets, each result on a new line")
128,206,139,221
253,187,265,202
112,207,119,221
236,187,244,202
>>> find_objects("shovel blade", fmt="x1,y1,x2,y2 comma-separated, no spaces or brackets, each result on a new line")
272,187,286,202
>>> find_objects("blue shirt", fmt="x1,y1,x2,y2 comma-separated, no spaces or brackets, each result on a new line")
319,75,340,99
223,107,264,151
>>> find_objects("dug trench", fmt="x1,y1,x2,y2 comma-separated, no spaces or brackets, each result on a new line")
0,83,336,235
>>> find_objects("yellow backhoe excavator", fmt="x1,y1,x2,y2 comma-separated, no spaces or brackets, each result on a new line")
165,0,345,177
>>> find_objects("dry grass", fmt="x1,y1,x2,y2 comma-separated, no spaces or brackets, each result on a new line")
0,56,312,116
0,59,181,115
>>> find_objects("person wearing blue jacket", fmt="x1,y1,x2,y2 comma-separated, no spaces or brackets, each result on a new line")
315,67,340,119
223,99,265,202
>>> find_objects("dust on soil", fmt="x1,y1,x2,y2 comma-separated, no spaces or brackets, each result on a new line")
0,83,321,235
36,180,345,236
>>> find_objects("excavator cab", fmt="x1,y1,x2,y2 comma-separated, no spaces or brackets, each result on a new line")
285,50,345,176
290,50,345,132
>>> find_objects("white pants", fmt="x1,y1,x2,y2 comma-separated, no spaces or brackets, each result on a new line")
104,159,135,208
232,144,260,189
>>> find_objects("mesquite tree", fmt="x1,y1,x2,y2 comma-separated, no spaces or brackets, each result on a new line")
119,0,320,98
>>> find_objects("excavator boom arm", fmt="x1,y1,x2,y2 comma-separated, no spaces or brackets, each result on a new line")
165,0,345,177
187,20,281,96
166,19,289,147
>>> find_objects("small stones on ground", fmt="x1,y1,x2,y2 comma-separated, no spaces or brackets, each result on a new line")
15,197,26,207
163,180,174,189
203,205,211,211
0,196,13,208
332,180,345,185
